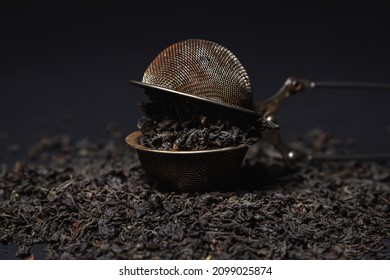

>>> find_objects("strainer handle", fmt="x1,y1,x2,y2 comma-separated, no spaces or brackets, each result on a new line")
255,77,390,165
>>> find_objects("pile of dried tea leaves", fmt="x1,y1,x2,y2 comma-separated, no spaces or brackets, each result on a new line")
0,129,389,259
137,98,267,150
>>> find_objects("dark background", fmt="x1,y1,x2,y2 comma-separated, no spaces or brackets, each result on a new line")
1,0,390,163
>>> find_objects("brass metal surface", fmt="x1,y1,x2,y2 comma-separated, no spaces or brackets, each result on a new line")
126,131,248,192
132,38,253,109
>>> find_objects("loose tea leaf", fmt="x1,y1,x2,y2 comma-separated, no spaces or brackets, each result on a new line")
0,128,389,260
137,97,266,150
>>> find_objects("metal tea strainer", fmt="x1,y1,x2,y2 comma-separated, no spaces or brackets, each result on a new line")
127,39,390,191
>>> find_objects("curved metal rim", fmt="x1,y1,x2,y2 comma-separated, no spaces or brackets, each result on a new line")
126,131,248,154
129,80,261,118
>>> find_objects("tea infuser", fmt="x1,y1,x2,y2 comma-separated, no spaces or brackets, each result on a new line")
127,39,390,191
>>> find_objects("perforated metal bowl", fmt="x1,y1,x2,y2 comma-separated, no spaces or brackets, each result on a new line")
140,38,253,109
126,131,248,192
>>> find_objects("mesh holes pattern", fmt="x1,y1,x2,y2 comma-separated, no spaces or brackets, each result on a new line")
142,39,253,109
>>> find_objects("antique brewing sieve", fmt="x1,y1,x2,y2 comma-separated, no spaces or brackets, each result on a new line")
127,39,390,191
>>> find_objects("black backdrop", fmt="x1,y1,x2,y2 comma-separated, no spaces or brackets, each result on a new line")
1,0,390,163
